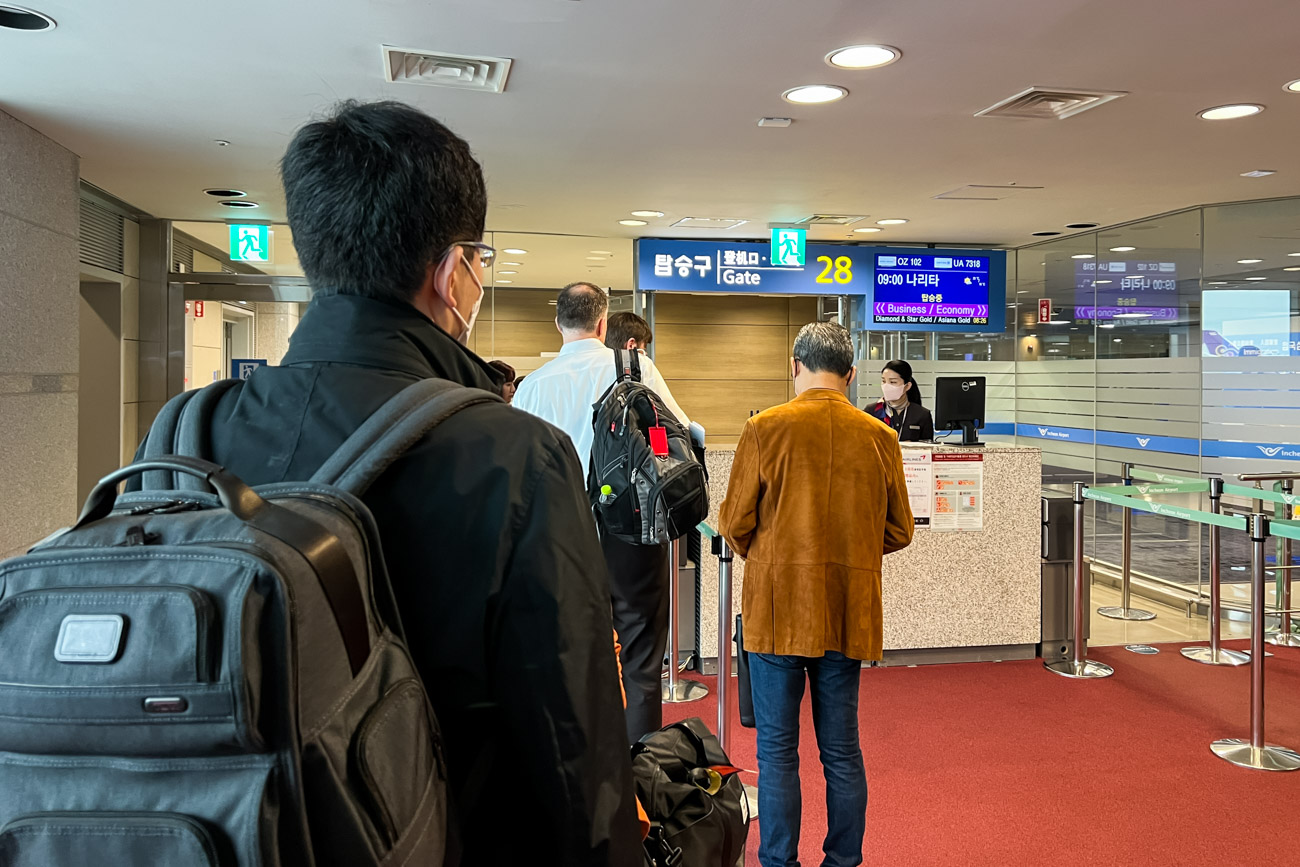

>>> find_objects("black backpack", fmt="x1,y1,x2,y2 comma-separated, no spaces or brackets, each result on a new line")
632,718,749,867
587,349,708,545
0,378,494,867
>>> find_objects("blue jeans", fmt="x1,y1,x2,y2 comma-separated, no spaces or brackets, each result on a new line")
749,651,867,867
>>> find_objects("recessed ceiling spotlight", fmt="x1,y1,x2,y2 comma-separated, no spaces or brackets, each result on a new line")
853,227,882,233
219,200,259,208
825,44,901,70
585,256,607,261
1071,254,1095,259
1241,169,1276,178
1288,252,1300,257
1065,222,1099,229
1237,258,1263,264
1110,246,1136,252
590,250,613,255
1286,79,1300,93
503,248,528,255
1032,231,1062,237
204,188,246,198
495,279,513,284
1208,281,1229,285
0,5,56,31
630,210,664,218
1198,104,1264,120
783,85,848,105
619,219,649,227
498,270,517,275
876,218,908,225
1246,276,1267,281
1096,280,1113,285
1284,267,1300,272
214,140,231,147
500,261,521,267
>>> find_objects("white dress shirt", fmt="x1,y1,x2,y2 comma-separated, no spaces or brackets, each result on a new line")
514,338,692,476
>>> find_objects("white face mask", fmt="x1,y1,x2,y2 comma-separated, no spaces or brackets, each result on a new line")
450,254,485,344
882,382,907,402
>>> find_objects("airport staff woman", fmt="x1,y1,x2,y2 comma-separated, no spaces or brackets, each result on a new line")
867,360,934,442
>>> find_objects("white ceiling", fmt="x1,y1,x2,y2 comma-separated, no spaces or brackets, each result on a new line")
6,0,1300,250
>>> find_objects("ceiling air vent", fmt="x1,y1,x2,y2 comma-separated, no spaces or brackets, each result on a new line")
933,184,1044,201
382,46,513,93
670,217,747,230
795,215,867,226
975,87,1126,120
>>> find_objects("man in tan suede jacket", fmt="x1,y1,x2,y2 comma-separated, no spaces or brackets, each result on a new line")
719,321,913,867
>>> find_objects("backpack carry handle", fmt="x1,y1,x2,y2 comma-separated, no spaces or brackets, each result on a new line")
77,456,266,529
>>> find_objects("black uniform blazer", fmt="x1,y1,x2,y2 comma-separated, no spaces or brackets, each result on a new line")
867,400,935,442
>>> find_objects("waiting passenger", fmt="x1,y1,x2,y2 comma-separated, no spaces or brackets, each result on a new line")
719,322,914,867
867,359,934,442
487,359,517,403
514,285,690,743
158,101,641,866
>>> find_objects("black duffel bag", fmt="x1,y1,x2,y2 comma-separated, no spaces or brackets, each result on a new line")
632,718,749,866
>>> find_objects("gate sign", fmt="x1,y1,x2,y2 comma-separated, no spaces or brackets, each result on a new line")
231,358,267,380
229,224,271,263
771,227,806,267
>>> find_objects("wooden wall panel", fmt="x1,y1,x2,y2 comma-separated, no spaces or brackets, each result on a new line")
488,320,562,358
489,288,556,323
654,293,788,326
670,380,791,440
655,324,791,380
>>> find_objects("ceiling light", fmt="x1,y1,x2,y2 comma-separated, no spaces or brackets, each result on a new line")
1110,246,1136,252
1071,254,1095,259
214,140,231,147
1241,169,1276,178
500,263,521,268
1114,312,1153,318
1208,281,1228,285
853,227,882,234
630,210,664,218
619,219,648,227
1237,258,1262,264
590,250,613,255
1198,104,1264,120
585,256,606,261
0,4,55,30
1065,222,1099,229
825,44,900,70
1288,252,1300,257
1285,267,1300,272
1286,79,1300,93
1032,231,1062,237
1114,338,1123,343
1246,276,1267,281
877,218,908,225
498,270,517,275
503,248,528,255
204,188,246,198
783,85,848,105
1096,280,1113,285
758,117,793,128
495,279,513,284
219,200,259,208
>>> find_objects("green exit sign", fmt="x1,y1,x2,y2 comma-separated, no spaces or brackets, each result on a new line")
229,224,271,263
771,227,806,267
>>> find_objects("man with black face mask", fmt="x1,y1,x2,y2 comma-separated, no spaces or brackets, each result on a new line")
133,101,641,866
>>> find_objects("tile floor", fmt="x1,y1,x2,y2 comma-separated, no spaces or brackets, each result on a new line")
1088,581,1277,646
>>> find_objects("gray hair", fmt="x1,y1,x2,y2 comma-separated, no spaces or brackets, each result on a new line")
792,321,854,376
556,282,609,332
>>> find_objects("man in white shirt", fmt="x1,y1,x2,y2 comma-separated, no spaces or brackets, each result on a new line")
514,283,690,742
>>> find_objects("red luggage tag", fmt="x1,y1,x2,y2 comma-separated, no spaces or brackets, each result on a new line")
648,426,669,457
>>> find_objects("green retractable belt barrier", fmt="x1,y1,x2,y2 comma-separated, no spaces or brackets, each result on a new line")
1084,486,1248,532
1092,481,1209,495
1129,467,1203,485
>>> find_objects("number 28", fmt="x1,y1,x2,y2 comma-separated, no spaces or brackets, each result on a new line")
816,256,853,284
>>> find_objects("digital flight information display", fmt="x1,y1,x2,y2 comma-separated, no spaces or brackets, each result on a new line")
872,253,993,327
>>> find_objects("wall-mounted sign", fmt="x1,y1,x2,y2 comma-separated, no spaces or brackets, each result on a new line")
229,224,271,263
231,358,267,380
1038,298,1052,324
636,240,1007,333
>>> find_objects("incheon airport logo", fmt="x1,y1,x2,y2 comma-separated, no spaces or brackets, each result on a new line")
1136,437,1151,448
1259,445,1285,458
1038,427,1049,436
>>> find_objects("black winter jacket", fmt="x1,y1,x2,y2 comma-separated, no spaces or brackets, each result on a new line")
153,294,642,866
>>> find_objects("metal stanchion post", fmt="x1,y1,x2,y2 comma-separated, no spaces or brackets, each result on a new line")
1211,513,1300,771
1268,480,1300,647
662,537,709,702
1099,462,1156,621
714,536,759,820
1183,478,1249,665
1046,482,1115,679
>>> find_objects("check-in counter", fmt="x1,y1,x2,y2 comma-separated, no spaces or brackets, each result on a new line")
696,442,1043,666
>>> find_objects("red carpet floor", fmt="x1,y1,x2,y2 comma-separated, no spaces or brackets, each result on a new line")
663,641,1300,866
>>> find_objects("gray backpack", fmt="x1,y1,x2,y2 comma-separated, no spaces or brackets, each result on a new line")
0,378,497,867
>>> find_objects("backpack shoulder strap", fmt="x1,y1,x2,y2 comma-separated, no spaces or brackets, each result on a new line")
628,347,643,383
173,379,243,491
311,379,501,496
138,389,201,491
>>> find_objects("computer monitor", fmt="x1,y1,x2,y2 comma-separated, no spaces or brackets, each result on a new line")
933,376,986,446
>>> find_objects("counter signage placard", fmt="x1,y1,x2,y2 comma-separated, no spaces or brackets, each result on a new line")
635,239,1006,333
901,450,933,527
931,452,983,532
